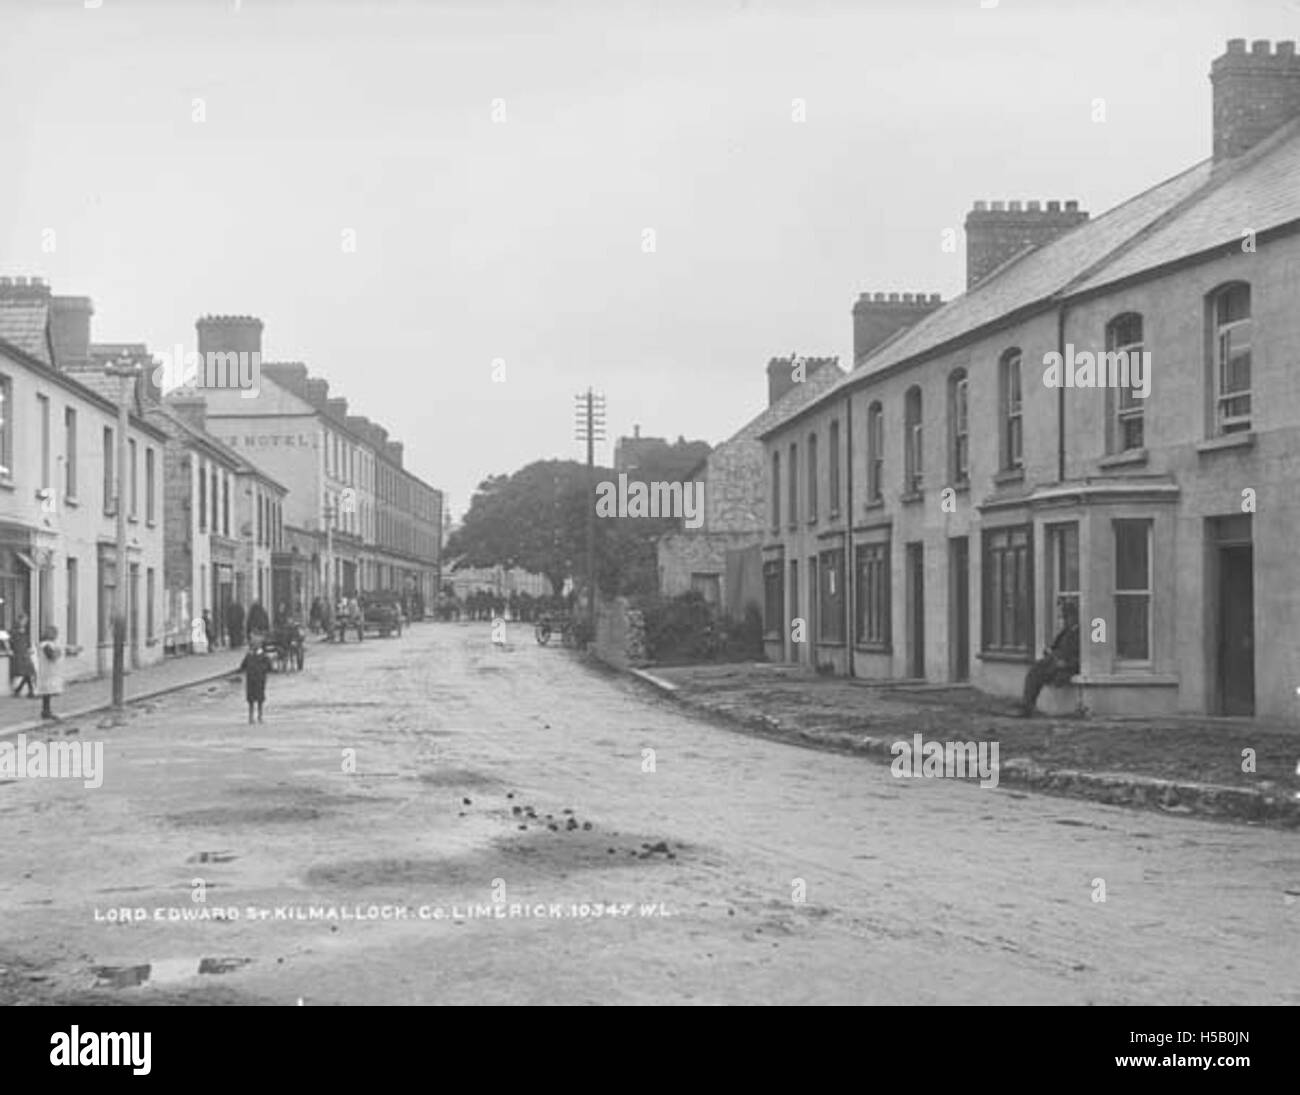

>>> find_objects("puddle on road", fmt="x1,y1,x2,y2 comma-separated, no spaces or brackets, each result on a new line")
187,851,238,864
93,957,252,988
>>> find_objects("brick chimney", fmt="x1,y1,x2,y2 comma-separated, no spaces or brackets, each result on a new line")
49,295,93,370
852,292,943,365
303,378,329,407
1212,39,1300,160
326,397,349,421
195,314,263,358
964,200,1089,289
263,361,308,393
0,275,51,304
170,393,208,433
386,441,404,467
766,355,837,406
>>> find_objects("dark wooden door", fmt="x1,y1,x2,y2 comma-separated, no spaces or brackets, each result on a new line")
951,537,969,682
1218,545,1254,715
908,542,925,679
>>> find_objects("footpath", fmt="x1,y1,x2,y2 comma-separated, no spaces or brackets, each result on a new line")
629,662,1300,828
0,633,342,740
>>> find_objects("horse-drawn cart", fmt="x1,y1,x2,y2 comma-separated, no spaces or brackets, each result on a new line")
534,610,577,647
263,621,306,672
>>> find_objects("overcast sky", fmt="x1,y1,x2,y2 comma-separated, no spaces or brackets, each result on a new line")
2,0,1294,521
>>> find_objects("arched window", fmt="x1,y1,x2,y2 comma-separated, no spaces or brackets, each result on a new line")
1104,313,1145,452
1209,283,1251,434
866,402,883,503
948,368,969,484
904,386,923,494
999,349,1023,470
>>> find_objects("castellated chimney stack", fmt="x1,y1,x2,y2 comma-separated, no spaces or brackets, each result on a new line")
765,355,838,406
1212,39,1300,160
963,200,1089,289
852,292,944,366
195,315,263,358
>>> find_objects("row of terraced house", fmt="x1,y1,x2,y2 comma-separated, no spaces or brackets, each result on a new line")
672,40,1300,720
0,283,442,683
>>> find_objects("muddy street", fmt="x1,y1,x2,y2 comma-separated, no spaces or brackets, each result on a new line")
1,622,1296,1005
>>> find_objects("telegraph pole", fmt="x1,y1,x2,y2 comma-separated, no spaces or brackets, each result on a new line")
104,353,140,708
573,389,605,637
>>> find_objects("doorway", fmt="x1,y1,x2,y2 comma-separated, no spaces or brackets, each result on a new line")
128,563,140,669
788,559,799,663
949,536,969,682
1217,543,1254,715
907,541,925,679
807,555,818,667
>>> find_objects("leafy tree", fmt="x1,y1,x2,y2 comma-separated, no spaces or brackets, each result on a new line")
444,460,591,598
446,457,698,600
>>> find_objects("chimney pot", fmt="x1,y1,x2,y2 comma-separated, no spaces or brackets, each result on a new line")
1065,200,1079,211
1008,200,1022,212
991,201,1004,211
1251,39,1270,55
873,292,886,302
1278,41,1296,58
1226,38,1247,54
1046,200,1061,212
973,200,987,212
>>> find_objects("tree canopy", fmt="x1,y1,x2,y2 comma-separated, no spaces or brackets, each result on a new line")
445,451,707,600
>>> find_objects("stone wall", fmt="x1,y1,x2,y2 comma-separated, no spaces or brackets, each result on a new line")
592,596,647,669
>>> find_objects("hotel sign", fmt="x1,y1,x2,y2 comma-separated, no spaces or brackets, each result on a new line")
221,432,318,450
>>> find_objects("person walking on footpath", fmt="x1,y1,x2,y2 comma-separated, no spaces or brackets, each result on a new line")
239,640,272,724
1018,598,1080,717
202,608,216,652
10,613,36,697
35,624,80,720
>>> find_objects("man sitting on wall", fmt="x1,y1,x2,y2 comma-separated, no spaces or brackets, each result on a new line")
1019,598,1080,717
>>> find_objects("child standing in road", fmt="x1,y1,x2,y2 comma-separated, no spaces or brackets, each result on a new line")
239,642,272,724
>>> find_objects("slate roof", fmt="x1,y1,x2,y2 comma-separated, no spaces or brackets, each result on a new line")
145,401,286,492
0,301,53,364
1070,116,1300,293
762,116,1300,437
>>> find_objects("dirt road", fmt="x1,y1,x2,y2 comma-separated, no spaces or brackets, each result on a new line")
1,622,1296,1004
